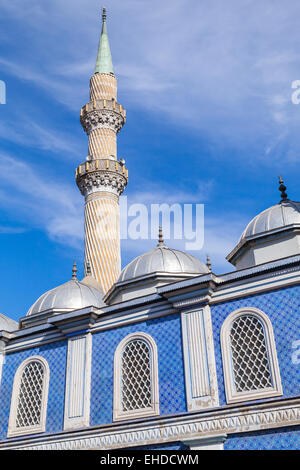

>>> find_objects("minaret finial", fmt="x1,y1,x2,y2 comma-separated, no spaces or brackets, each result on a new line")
102,6,106,22
157,226,165,246
206,255,212,272
278,176,288,202
72,261,78,279
94,5,114,74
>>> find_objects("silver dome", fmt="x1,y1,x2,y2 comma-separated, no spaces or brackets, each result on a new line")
27,278,105,316
119,243,209,282
240,200,300,240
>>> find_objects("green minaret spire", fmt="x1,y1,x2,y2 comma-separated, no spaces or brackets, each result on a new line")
94,6,114,75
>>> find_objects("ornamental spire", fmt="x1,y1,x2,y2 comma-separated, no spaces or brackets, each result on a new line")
206,255,212,272
94,6,114,75
72,261,78,279
85,259,92,276
278,176,288,202
157,226,166,247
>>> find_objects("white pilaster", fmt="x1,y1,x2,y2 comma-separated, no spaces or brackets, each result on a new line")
0,340,5,386
181,306,219,411
64,333,92,430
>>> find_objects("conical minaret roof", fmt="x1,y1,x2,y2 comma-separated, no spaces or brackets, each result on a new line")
94,7,114,75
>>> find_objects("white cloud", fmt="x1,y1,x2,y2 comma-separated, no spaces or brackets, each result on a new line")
0,154,244,273
0,153,83,248
1,0,299,276
2,0,300,161
0,118,82,157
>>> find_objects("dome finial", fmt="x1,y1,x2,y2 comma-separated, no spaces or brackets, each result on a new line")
85,259,92,276
157,225,166,246
72,261,78,279
278,176,288,202
206,255,212,272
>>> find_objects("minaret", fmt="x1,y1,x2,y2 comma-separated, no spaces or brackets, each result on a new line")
76,7,128,293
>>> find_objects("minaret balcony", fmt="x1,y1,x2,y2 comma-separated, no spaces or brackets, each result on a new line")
75,158,128,197
80,99,126,135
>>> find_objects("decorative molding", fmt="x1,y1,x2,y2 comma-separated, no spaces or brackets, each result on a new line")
174,295,211,308
211,270,300,305
221,307,283,404
64,334,92,430
181,307,219,411
7,356,50,438
81,109,125,135
77,169,128,198
3,398,300,450
183,434,227,450
113,332,160,421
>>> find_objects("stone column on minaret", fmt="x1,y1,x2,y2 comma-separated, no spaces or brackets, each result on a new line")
76,7,128,293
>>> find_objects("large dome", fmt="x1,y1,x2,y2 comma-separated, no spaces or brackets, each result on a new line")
27,277,105,316
119,238,209,283
240,199,300,241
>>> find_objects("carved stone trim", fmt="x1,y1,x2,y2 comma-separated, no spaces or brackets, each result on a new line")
77,170,128,197
81,109,125,135
173,295,211,308
3,398,300,450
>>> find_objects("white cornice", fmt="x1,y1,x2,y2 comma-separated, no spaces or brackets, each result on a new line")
1,398,300,450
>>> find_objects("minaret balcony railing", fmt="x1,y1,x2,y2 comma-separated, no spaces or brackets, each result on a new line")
80,98,126,118
75,158,128,197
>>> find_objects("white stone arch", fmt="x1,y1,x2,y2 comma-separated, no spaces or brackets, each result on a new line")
221,307,282,404
8,356,50,437
113,332,160,421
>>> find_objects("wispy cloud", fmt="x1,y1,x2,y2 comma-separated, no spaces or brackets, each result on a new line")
2,0,300,161
0,153,83,248
1,0,300,279
0,154,244,273
0,118,82,157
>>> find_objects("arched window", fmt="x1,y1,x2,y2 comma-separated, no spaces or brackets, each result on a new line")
221,308,282,404
113,332,159,421
8,356,50,437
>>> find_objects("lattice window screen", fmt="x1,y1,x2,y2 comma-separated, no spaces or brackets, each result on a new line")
121,340,152,411
16,361,45,428
230,315,272,393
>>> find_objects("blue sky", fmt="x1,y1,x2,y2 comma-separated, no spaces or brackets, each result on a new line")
1,0,300,321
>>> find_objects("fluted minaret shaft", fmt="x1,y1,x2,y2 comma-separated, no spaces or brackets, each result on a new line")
76,8,128,293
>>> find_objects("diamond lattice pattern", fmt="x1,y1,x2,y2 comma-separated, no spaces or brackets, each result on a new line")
230,315,272,393
121,340,152,411
16,361,44,428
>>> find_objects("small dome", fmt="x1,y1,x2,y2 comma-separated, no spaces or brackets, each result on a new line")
27,278,105,316
240,200,300,241
119,237,209,283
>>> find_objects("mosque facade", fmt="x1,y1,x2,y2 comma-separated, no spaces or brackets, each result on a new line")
0,9,299,451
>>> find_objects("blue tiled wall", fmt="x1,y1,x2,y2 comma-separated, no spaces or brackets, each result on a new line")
225,425,300,450
0,283,299,445
211,285,300,406
90,313,186,426
0,340,67,440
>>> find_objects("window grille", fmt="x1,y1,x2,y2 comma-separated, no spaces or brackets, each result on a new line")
8,356,49,437
230,315,272,393
121,339,152,411
114,332,159,421
16,361,45,428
